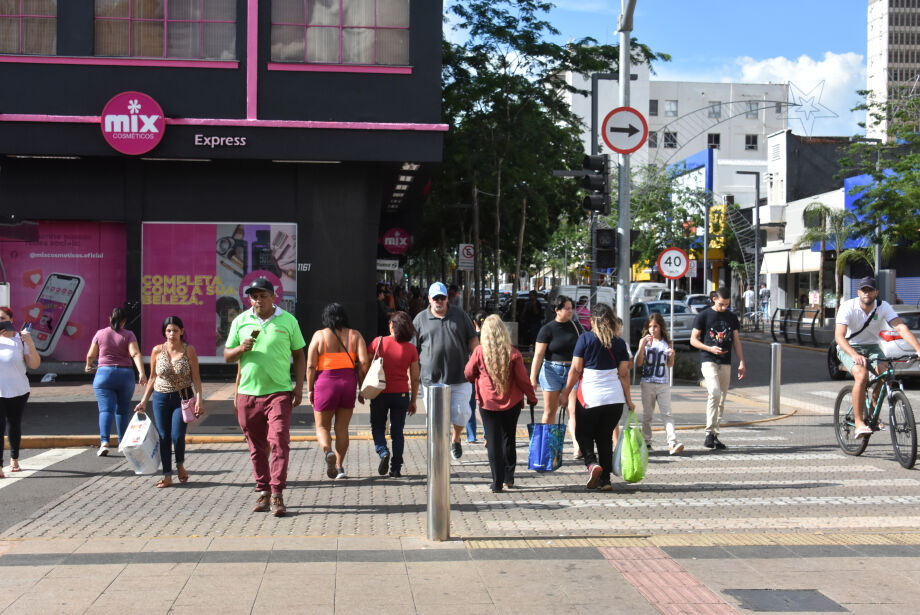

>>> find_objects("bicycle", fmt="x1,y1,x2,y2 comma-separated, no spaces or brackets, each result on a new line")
741,310,763,332
833,354,919,469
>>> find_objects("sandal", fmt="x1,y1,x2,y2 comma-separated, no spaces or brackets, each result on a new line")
855,425,873,438
177,466,189,483
10,461,21,472
156,476,173,488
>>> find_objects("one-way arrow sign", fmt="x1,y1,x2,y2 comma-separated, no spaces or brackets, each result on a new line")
601,107,648,155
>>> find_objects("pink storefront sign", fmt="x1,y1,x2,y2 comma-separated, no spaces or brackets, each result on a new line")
382,228,410,255
100,91,166,155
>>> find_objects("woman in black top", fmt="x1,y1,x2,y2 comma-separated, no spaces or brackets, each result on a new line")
529,295,581,425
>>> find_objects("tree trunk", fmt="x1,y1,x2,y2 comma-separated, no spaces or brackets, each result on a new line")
440,226,448,283
512,195,527,322
473,180,481,310
818,235,826,323
493,159,503,313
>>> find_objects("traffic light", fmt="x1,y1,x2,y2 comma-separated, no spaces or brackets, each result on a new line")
596,228,617,269
582,154,610,215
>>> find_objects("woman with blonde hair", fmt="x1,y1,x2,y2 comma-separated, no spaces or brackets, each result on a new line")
465,315,537,493
560,303,634,491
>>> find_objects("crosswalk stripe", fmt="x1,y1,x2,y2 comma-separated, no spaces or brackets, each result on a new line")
0,449,84,490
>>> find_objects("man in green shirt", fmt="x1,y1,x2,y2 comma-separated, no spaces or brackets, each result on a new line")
224,277,305,517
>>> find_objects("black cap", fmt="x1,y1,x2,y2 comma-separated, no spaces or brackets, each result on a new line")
244,277,275,296
857,276,877,290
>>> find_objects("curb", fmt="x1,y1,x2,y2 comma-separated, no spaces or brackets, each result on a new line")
741,336,825,353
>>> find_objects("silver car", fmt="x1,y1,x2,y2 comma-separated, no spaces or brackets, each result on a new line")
827,304,920,379
629,300,696,347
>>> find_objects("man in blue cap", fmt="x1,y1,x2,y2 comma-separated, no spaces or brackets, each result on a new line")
413,281,479,459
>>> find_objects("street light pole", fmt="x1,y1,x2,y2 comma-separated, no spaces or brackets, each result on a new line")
737,170,761,296
616,0,637,347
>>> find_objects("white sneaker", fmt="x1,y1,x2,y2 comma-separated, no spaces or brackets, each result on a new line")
97,443,109,457
669,442,685,456
335,467,347,479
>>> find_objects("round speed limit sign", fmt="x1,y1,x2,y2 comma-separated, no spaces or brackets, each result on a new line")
656,247,690,280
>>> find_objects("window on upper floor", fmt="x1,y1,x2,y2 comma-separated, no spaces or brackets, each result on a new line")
745,134,758,151
745,101,759,119
707,133,720,149
663,131,677,148
647,130,657,148
707,101,721,119
648,99,658,116
270,0,410,66
94,0,237,60
0,0,57,55
664,99,678,117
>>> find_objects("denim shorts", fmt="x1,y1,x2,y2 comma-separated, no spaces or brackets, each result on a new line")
539,361,571,392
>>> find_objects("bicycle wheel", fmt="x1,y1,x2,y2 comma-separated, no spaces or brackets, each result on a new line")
889,390,917,469
834,385,869,456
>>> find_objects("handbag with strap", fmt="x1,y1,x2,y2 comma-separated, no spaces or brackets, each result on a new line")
360,336,387,400
527,403,566,472
166,344,198,424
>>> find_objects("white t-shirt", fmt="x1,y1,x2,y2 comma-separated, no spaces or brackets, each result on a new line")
0,334,31,398
835,298,899,346
743,289,755,309
640,338,671,385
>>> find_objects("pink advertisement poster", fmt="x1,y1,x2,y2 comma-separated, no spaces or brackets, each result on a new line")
141,223,297,360
0,221,127,361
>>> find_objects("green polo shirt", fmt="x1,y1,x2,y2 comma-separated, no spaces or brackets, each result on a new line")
226,306,305,396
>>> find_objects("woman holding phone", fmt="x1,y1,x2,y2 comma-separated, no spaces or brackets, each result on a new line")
86,307,147,456
0,307,40,477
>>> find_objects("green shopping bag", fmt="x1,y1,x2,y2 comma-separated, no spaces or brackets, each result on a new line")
612,410,648,483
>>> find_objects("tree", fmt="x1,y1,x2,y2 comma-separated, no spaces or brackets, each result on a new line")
793,202,856,318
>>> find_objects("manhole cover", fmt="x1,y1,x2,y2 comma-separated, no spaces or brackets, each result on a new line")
723,589,847,612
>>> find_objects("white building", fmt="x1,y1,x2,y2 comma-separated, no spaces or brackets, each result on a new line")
867,0,920,140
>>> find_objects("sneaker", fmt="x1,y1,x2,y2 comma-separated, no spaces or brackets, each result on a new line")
504,480,514,489
712,437,727,450
335,467,347,479
378,452,391,476
586,464,602,489
703,433,715,449
450,442,462,459
270,495,286,517
598,480,613,491
325,451,337,479
97,443,109,457
669,442,685,456
253,493,270,513
389,468,402,478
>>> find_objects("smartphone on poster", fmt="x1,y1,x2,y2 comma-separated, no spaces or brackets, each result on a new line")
30,273,84,356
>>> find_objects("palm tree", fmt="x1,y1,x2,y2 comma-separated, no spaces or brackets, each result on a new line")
793,202,856,319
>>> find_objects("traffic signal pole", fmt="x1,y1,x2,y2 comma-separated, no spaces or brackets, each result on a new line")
616,0,637,347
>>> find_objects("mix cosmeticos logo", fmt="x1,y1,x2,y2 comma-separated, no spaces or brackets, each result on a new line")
100,91,166,155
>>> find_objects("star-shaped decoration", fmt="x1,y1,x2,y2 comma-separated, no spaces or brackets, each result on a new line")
787,81,838,135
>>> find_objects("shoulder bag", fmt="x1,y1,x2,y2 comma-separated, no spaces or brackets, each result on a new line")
167,345,198,424
360,336,387,400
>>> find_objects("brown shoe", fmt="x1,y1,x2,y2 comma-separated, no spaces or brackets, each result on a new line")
253,494,270,512
270,495,286,517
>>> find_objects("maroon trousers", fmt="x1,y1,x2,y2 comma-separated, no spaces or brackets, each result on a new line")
236,392,293,493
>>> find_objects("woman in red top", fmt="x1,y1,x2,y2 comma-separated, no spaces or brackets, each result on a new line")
368,311,419,478
465,315,537,493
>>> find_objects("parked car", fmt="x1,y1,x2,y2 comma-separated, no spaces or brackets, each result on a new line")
826,304,920,380
654,289,688,302
629,301,696,348
630,282,668,304
685,293,711,314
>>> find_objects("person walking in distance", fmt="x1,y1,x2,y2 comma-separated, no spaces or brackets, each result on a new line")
742,285,755,315
465,315,537,492
636,312,683,455
413,281,479,460
759,283,771,319
690,287,745,450
224,277,306,517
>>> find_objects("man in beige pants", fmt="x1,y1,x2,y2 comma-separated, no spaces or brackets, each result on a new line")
690,287,745,450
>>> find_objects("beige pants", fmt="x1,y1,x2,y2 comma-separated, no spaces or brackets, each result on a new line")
640,381,677,446
701,362,731,436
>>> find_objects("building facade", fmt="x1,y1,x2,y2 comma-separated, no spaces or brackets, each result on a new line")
867,0,920,140
0,1,445,366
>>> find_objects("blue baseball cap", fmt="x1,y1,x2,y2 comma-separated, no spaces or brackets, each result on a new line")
428,282,448,298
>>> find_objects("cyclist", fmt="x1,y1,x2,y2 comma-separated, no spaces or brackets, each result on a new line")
835,276,920,437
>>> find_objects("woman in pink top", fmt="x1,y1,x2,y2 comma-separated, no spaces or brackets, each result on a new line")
85,307,147,456
465,315,537,493
368,311,419,478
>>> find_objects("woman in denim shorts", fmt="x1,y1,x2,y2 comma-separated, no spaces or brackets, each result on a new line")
530,295,581,428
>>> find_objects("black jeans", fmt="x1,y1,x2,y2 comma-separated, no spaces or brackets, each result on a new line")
480,403,522,489
574,400,623,481
0,392,28,465
370,392,410,471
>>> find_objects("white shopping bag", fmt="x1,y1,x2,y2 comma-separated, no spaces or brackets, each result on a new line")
118,412,161,475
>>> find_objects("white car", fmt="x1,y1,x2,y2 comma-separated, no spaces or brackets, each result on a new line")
684,294,711,314
827,304,920,380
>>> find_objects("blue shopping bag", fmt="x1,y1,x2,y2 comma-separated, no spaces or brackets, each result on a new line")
527,404,566,472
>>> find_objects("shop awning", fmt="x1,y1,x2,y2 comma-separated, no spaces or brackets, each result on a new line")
760,251,789,275
788,249,822,273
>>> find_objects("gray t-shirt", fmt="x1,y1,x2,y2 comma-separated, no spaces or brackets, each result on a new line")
413,306,477,386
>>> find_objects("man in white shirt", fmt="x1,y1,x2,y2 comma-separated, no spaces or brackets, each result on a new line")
835,276,920,436
742,287,755,313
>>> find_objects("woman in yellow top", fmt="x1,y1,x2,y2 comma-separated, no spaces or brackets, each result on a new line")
307,303,369,480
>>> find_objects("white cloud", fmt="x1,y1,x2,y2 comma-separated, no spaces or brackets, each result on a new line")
736,52,866,136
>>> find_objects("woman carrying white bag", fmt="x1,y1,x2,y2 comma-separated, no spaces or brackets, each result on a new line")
134,316,203,487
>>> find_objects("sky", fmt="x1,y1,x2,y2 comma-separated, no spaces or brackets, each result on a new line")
448,0,870,136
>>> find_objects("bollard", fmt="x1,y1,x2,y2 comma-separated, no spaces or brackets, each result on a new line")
426,384,451,541
769,342,782,416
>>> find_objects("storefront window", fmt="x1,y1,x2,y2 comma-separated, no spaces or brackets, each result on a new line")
270,0,410,65
0,0,57,55
94,0,237,60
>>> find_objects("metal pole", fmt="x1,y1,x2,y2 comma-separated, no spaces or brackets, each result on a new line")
703,194,711,293
616,0,637,347
769,343,781,416
738,171,761,299
426,384,451,541
669,278,675,386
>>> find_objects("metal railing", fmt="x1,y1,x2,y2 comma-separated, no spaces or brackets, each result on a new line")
769,308,822,347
